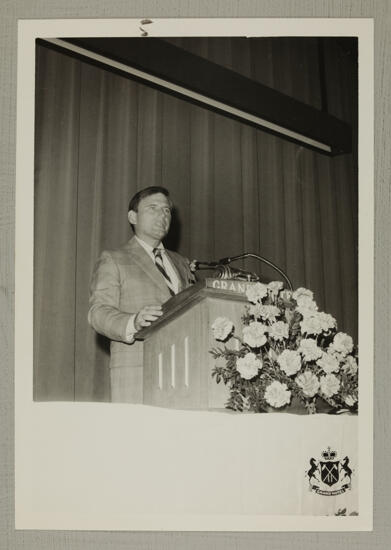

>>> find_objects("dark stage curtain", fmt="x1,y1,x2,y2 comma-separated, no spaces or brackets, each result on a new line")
34,39,358,401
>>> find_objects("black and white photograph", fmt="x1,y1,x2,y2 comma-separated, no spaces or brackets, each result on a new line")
14,17,373,531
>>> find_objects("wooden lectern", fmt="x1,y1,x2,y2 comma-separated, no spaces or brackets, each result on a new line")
138,278,253,410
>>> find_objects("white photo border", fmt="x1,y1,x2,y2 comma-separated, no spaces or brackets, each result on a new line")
15,18,373,531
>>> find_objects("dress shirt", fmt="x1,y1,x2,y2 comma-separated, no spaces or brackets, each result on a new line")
125,236,180,342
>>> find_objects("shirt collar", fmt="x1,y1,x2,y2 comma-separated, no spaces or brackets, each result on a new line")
135,235,165,255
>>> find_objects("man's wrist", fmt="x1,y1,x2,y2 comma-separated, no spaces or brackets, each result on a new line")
125,314,137,342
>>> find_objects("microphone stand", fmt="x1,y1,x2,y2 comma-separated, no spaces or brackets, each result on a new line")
218,253,293,291
190,253,293,291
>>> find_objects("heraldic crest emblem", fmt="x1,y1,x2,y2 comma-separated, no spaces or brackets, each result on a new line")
307,447,353,496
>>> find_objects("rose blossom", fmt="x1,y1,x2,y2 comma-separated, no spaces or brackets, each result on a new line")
333,332,354,355
211,317,234,341
267,281,284,295
250,304,280,322
236,352,262,380
264,381,291,408
277,349,302,376
269,321,289,341
317,352,340,374
295,371,320,397
300,314,323,335
245,282,268,304
242,322,268,348
320,374,341,397
299,338,323,361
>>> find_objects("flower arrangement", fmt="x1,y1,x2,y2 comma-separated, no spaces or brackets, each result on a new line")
210,282,358,414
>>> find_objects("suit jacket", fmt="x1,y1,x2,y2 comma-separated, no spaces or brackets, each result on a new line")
88,236,195,372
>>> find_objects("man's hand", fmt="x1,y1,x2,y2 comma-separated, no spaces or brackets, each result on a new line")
134,305,163,332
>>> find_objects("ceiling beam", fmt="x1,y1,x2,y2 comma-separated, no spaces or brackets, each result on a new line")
38,37,352,155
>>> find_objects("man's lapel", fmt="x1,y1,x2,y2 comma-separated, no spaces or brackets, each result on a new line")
124,237,171,297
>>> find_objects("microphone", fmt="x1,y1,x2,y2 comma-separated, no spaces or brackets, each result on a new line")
189,259,220,272
217,256,233,265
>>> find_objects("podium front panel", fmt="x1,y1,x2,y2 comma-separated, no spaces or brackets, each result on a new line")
143,294,247,410
143,303,206,409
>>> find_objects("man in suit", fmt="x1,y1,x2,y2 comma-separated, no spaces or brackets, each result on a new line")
88,186,195,403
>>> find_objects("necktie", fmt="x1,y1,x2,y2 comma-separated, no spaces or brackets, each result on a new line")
153,248,175,296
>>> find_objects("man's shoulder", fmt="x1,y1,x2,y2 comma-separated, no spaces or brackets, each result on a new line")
100,238,136,256
95,238,138,264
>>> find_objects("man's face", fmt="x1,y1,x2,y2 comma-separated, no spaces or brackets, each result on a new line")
128,192,172,246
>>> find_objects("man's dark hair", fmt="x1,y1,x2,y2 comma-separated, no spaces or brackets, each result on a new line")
128,186,172,213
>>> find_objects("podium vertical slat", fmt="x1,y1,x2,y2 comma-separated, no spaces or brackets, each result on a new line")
142,282,249,410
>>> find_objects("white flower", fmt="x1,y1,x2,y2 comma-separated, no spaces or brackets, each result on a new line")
277,349,302,376
328,343,346,362
296,295,317,308
264,381,291,408
267,281,284,295
250,304,280,322
296,306,317,320
297,304,319,318
300,314,323,335
296,296,318,314
293,288,314,302
299,338,323,361
242,322,268,348
212,317,234,341
344,394,357,407
343,355,358,375
333,332,354,355
269,321,289,341
245,282,268,304
320,374,341,397
295,371,320,397
249,303,263,319
236,352,262,380
317,352,340,374
318,312,337,332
